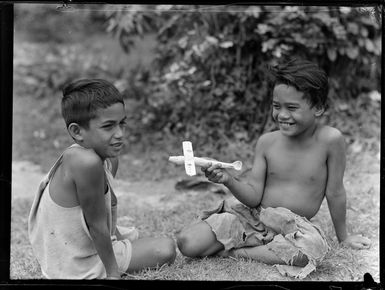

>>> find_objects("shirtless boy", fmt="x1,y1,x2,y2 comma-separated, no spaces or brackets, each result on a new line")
29,79,176,279
176,59,371,278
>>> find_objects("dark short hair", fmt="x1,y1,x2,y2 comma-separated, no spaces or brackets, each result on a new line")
269,58,329,111
61,79,124,128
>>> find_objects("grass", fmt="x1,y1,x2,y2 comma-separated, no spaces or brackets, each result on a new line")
10,7,380,282
11,150,380,281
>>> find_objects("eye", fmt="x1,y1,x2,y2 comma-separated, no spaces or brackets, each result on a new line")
288,106,298,111
102,123,114,129
272,104,280,109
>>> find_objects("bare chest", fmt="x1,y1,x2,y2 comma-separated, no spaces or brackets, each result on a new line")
265,143,327,184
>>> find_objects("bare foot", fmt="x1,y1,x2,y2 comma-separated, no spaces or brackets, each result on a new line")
216,248,235,258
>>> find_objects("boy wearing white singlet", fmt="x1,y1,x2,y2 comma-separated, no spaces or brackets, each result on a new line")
28,79,176,279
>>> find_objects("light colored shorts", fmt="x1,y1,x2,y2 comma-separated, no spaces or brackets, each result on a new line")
112,226,139,274
200,197,330,278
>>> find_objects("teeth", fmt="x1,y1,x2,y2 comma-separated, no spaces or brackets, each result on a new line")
280,122,294,127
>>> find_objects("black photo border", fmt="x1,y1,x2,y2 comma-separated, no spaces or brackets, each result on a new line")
1,1,383,289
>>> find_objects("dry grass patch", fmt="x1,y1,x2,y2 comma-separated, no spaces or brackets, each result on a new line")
11,149,379,281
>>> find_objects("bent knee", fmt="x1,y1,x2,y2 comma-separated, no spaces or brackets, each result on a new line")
153,237,176,265
176,230,200,257
177,222,221,257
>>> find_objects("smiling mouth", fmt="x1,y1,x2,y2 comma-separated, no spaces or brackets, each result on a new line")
111,143,123,148
279,122,295,128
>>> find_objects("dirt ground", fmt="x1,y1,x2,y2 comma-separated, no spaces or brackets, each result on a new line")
10,28,380,281
12,160,182,209
11,148,381,281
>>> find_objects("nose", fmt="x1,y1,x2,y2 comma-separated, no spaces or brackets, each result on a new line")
278,109,290,120
114,125,124,139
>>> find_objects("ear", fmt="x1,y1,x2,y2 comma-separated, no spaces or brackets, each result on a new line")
67,123,84,142
314,105,325,117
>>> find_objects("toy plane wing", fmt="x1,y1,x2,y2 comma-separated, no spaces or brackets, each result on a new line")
182,141,196,176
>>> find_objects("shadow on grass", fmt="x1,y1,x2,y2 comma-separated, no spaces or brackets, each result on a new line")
11,150,379,281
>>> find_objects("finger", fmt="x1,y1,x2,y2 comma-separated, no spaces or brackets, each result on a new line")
361,239,372,248
208,169,222,182
356,236,371,246
213,172,225,183
206,163,215,173
216,171,223,179
356,243,370,250
206,163,218,172
209,171,220,181
359,237,371,242
212,170,224,181
350,241,370,250
363,237,371,243
343,241,360,249
353,242,363,249
212,163,222,169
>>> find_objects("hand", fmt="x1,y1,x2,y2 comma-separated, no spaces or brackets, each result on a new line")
201,163,231,184
341,234,371,249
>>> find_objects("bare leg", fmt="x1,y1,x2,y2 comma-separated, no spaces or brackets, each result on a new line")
226,245,284,264
176,221,224,257
228,245,308,267
126,237,176,273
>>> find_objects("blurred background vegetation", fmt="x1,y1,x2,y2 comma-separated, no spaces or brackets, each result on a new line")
13,4,381,180
11,4,381,280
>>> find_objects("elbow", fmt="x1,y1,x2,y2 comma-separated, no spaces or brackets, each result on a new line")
248,185,263,207
247,198,261,208
326,187,346,201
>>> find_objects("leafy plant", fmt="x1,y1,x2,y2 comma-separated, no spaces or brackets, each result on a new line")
106,5,381,159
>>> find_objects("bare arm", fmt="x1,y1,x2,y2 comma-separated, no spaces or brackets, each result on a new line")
325,129,348,242
203,134,268,208
71,152,120,278
325,129,371,249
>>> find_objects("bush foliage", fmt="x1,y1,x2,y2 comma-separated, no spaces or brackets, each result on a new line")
14,5,381,162
107,5,381,158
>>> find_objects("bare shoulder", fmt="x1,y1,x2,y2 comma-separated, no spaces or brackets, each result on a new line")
317,126,346,157
317,125,345,144
63,146,104,179
256,130,279,150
